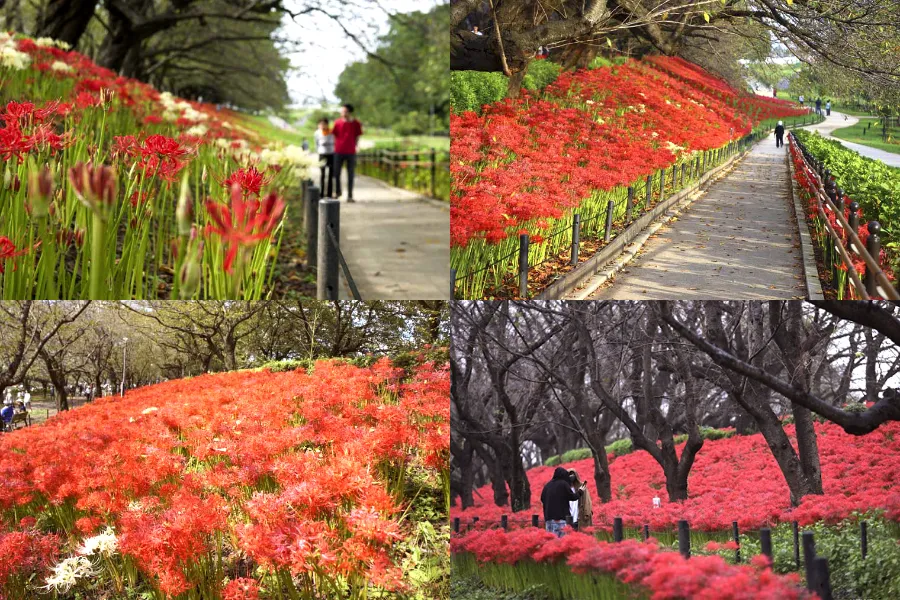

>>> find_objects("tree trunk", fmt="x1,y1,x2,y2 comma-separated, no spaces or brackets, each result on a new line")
501,439,530,512
97,6,137,73
793,405,824,495
34,0,96,48
474,442,509,507
592,450,612,503
506,69,526,99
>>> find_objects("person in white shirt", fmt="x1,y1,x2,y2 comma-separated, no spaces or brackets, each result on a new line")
314,118,336,198
472,26,483,36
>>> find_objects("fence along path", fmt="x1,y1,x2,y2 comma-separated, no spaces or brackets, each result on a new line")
581,137,807,300
334,171,449,300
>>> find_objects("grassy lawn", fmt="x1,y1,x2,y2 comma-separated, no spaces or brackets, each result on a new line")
831,118,900,155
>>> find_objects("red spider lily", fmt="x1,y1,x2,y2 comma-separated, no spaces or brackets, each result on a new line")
0,237,28,273
222,577,260,600
205,183,285,273
68,161,117,212
223,166,271,197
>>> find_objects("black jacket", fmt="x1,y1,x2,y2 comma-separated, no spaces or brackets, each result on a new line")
540,467,583,522
775,125,785,136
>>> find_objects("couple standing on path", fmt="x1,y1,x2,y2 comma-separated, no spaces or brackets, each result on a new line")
541,467,594,537
314,103,363,202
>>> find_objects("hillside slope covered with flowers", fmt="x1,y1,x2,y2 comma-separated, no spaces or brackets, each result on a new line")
0,358,449,599
450,56,808,297
0,32,315,299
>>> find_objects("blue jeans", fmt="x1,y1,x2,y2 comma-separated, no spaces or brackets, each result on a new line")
334,153,357,200
545,519,567,538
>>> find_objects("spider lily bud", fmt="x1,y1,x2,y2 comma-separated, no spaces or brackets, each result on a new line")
179,240,203,298
28,163,54,218
176,173,193,236
68,161,117,216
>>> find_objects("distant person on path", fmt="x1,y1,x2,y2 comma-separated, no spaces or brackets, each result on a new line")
314,118,335,198
774,121,785,148
332,103,363,203
826,100,831,116
540,466,585,538
816,98,822,116
568,470,593,529
799,94,804,106
773,88,777,98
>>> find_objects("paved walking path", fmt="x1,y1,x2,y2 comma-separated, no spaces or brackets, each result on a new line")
583,139,806,299
334,172,449,300
804,112,900,168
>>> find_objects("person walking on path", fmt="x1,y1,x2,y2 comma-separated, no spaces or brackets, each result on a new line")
815,98,822,116
314,118,335,198
826,100,831,116
541,467,585,538
774,121,785,148
332,103,363,203
798,94,804,106
568,470,593,529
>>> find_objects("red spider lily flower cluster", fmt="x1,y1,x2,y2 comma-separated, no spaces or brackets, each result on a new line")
0,358,448,597
451,420,900,532
452,528,815,600
0,237,28,273
223,166,272,197
0,100,70,161
205,182,286,273
112,134,196,182
451,56,809,248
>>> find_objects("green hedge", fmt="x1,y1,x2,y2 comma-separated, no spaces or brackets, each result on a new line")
450,61,564,114
740,517,900,600
543,428,735,466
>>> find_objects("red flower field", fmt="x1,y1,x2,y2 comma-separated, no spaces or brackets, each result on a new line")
0,359,449,599
451,421,900,532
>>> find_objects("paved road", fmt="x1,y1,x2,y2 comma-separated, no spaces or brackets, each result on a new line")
803,112,900,168
334,172,449,300
585,139,806,299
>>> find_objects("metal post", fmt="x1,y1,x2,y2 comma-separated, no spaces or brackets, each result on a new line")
532,514,539,528
518,233,529,299
678,520,690,558
643,524,650,541
570,214,581,266
430,148,437,198
450,268,456,300
793,521,800,569
501,515,508,531
802,531,816,587
626,186,634,222
834,187,844,213
659,168,665,200
680,163,685,189
646,175,652,208
604,200,614,242
305,185,320,268
613,517,623,542
732,521,740,563
811,557,834,600
317,199,340,300
760,528,773,560
453,518,460,533
865,221,882,296
861,521,868,558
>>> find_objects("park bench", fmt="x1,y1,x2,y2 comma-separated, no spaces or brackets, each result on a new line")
9,412,30,430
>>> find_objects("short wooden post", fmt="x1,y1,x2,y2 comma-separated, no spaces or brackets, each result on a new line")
453,518,460,533
811,556,834,600
802,531,816,586
732,521,740,563
450,268,456,300
501,515,508,531
760,527,773,560
613,517,623,542
865,221,882,296
678,520,690,558
604,200,614,242
626,186,634,221
861,521,868,558
643,524,650,541
645,174,652,208
793,521,800,569
472,516,479,526
518,234,530,299
430,148,437,198
532,514,540,528
570,214,581,266
658,167,665,200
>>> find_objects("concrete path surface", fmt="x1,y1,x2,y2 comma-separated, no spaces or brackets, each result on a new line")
584,139,806,299
333,172,449,300
803,112,900,168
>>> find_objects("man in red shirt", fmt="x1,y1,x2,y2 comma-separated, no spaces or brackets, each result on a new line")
332,103,363,202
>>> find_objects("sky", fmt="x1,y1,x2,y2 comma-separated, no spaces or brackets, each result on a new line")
279,0,443,108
